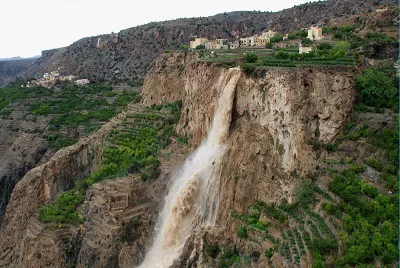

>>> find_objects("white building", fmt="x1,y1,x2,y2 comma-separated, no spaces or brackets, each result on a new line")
299,43,313,54
307,26,324,41
75,79,90,86
189,37,208,49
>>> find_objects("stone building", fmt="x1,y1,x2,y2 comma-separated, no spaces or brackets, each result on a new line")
307,26,324,41
228,40,240,49
283,34,289,41
254,35,270,47
299,43,313,54
75,79,90,86
240,36,255,47
189,37,208,49
240,37,250,47
204,39,228,50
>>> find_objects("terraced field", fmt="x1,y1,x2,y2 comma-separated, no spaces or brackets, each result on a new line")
39,100,183,224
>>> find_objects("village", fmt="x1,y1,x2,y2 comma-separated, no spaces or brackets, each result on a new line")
189,25,324,54
24,69,90,88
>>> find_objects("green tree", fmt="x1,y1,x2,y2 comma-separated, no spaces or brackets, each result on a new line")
244,53,259,63
356,68,398,109
329,41,350,58
301,38,312,45
295,180,315,205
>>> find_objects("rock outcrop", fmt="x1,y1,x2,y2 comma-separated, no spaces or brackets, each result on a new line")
142,52,356,266
0,102,189,268
0,122,107,267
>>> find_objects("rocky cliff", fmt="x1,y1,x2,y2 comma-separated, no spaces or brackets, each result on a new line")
142,52,356,267
0,51,356,267
0,102,190,268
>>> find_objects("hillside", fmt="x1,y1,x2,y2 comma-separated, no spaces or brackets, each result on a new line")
20,0,397,84
0,58,37,87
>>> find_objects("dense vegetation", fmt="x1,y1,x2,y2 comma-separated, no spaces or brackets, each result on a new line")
222,82,398,267
241,44,355,73
323,25,397,49
355,64,398,112
0,82,142,150
39,100,182,223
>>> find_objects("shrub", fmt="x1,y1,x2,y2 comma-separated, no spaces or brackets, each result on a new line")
301,38,312,45
295,180,315,205
274,51,290,59
127,78,144,87
244,53,259,63
288,30,308,39
265,43,273,49
366,158,383,171
196,44,205,49
379,173,398,190
321,202,339,216
329,41,350,58
237,227,248,238
312,238,338,255
325,143,338,152
39,190,85,223
347,164,366,174
241,63,256,74
356,68,398,110
316,42,333,51
364,32,397,44
265,248,274,258
205,244,220,258
220,248,240,268
120,217,140,243
270,34,284,43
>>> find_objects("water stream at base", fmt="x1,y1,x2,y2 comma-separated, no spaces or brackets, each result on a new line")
137,68,240,268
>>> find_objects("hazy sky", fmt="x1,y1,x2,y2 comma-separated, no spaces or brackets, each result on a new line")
0,0,317,58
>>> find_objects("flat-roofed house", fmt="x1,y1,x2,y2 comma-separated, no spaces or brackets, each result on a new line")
189,37,208,48
254,35,269,47
307,26,324,41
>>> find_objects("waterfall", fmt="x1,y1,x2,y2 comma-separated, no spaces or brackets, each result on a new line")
137,68,240,268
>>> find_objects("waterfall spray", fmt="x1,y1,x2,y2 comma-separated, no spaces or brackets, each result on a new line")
137,68,240,268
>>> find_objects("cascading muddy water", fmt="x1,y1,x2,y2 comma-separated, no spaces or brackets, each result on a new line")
137,68,240,268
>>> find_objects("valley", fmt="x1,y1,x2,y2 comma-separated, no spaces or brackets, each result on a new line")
0,0,398,267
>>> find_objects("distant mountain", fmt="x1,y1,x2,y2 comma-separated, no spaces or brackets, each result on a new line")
0,56,40,62
0,57,23,61
0,58,38,87
10,0,400,84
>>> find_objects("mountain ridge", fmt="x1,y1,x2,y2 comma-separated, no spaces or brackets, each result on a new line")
18,0,397,84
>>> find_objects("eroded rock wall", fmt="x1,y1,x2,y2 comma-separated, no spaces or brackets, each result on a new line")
143,52,355,190
0,122,109,267
0,103,190,268
142,52,356,266
0,51,356,268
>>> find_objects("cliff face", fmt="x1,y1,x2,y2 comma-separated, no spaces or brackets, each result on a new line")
0,122,107,267
144,52,355,176
0,52,355,267
142,52,356,266
0,103,190,268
